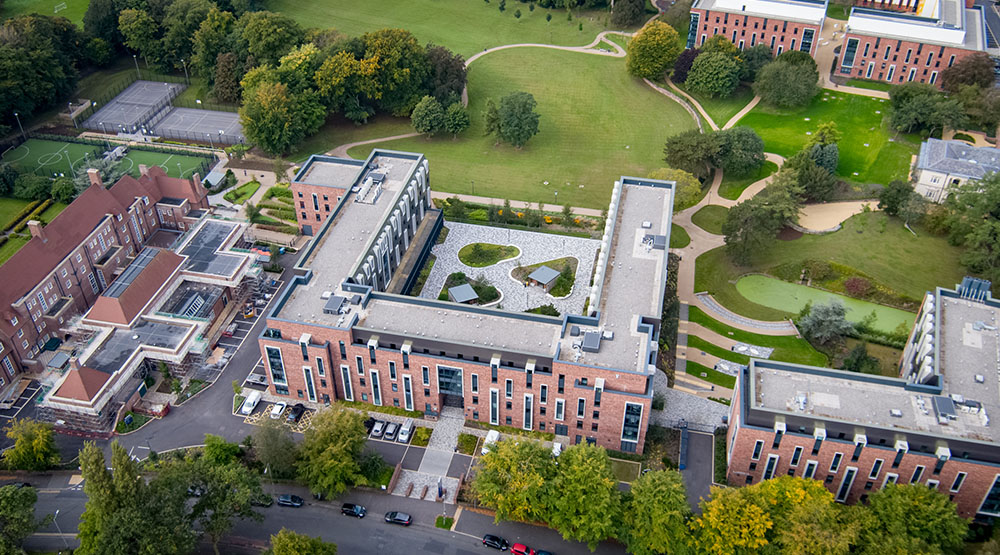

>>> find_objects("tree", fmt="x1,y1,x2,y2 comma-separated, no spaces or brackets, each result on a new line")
841,342,881,374
191,7,236,80
878,180,913,217
118,9,163,68
753,59,819,108
663,128,722,180
85,37,114,67
626,21,682,79
84,0,124,46
808,121,842,147
690,486,771,555
620,470,691,555
161,0,214,69
444,102,471,137
313,50,380,124
957,85,1000,132
253,418,298,479
495,91,540,148
796,158,837,202
647,167,702,211
722,170,801,264
611,0,645,27
799,300,854,345
863,484,968,554
12,175,50,201
410,95,446,136
1,418,58,471
183,457,264,555
425,45,467,105
716,127,765,177
0,165,17,196
686,51,741,98
297,406,367,498
472,439,555,523
776,49,817,70
960,219,1000,281
266,528,338,555
238,11,304,66
213,52,241,103
700,35,740,59
50,177,76,203
240,81,325,155
483,98,500,139
740,43,772,81
672,48,700,83
941,52,996,92
0,484,49,555
546,444,621,550
203,433,242,466
362,28,432,116
809,142,839,174
889,82,967,134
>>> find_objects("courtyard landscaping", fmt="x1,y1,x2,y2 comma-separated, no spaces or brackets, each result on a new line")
350,48,698,209
718,161,779,200
736,90,918,184
223,180,261,205
511,257,578,297
676,83,756,128
691,205,728,235
670,224,690,248
439,272,501,304
687,305,828,366
458,243,520,267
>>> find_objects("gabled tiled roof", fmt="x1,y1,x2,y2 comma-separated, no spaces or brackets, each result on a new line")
917,138,1000,180
53,366,110,402
86,248,185,325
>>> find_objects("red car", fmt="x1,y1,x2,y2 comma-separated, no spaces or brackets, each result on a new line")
511,544,535,555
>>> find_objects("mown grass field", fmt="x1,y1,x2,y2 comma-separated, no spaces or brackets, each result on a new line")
2,139,210,179
349,48,697,209
1,0,88,23
718,161,778,201
677,83,756,128
691,205,728,235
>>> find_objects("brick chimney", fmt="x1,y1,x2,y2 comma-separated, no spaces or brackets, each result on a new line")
87,168,103,189
26,220,44,241
139,164,149,176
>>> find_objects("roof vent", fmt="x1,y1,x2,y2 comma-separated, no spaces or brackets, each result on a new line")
890,409,903,418
976,374,985,383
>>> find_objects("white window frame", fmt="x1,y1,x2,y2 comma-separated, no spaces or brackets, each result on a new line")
555,398,565,421
869,458,884,479
471,373,479,394
836,467,858,502
490,388,500,425
950,472,966,493
751,440,764,461
803,460,818,480
763,454,780,480
505,379,513,399
830,452,843,473
370,369,382,406
523,393,534,431
402,375,413,411
340,365,354,401
539,384,547,404
790,446,803,467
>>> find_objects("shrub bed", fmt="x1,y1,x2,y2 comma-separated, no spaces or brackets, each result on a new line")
457,433,479,455
4,200,42,231
458,243,520,267
11,199,53,234
338,400,422,419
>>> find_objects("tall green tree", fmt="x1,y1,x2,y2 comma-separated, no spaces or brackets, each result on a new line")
119,9,163,67
807,121,842,147
753,59,819,108
253,417,298,479
239,79,325,155
626,21,682,79
722,170,801,264
424,45,466,105
161,0,213,69
700,35,740,58
444,102,471,137
1,418,59,471
663,128,722,180
362,28,431,116
483,98,500,139
213,52,241,103
495,91,541,148
83,0,124,46
620,470,691,555
715,127,765,177
799,300,854,345
546,444,621,550
796,158,837,202
472,439,556,523
297,406,367,498
878,180,914,217
862,484,968,554
941,52,996,92
740,43,773,81
411,95,446,136
691,486,771,555
265,528,338,555
238,11,304,66
203,433,242,466
686,51,742,98
183,458,264,555
51,176,76,203
889,82,967,134
611,0,645,27
313,50,380,124
0,484,49,555
647,167,703,211
191,7,235,80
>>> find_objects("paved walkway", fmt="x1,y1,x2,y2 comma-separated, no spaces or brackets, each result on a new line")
429,190,604,217
813,18,890,99
329,132,421,158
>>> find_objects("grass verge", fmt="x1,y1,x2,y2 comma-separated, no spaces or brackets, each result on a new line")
457,243,520,267
457,433,479,455
411,427,433,447
670,223,690,248
676,83,756,128
339,400,423,419
224,181,261,204
435,515,455,529
685,361,736,389
691,205,728,235
718,161,778,201
687,335,750,365
610,458,641,483
687,305,828,366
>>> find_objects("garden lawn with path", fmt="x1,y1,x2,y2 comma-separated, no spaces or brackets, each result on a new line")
694,212,966,322
676,83,756,128
687,305,828,366
718,161,778,200
292,115,415,162
458,243,520,267
685,361,736,389
1,0,88,23
349,48,698,209
736,275,916,333
670,223,690,248
267,0,608,58
223,181,261,204
736,90,918,184
687,335,750,365
691,205,728,235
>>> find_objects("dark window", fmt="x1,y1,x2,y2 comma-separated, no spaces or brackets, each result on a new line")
339,341,347,358
773,430,783,448
558,374,565,394
812,438,822,455
892,449,905,468
506,416,512,425
851,442,864,462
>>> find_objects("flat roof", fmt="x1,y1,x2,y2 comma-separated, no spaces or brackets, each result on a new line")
177,220,244,277
158,197,186,206
296,157,365,188
449,283,478,303
692,0,828,25
158,281,224,320
847,1,986,51
278,153,419,325
85,319,192,374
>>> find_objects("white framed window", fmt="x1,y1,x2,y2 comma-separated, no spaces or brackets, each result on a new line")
926,479,939,490
751,440,764,460
803,460,818,479
869,459,884,479
884,473,898,487
763,455,779,480
791,446,802,467
539,384,547,404
505,379,513,399
370,369,382,406
490,388,499,425
340,365,353,401
402,375,413,411
523,394,534,430
388,360,396,381
950,472,966,492
577,398,585,419
830,452,843,473
471,373,478,394
911,465,925,484
555,399,565,421
836,468,857,502
9,317,16,326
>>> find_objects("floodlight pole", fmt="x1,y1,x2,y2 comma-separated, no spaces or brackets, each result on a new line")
53,509,69,549
207,133,214,150
133,55,141,79
180,59,189,84
12,112,25,140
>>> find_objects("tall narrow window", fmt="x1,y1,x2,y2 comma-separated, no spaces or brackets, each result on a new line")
577,398,586,418
836,468,857,502
315,357,325,377
356,356,364,375
951,472,967,492
830,453,843,473
523,394,534,430
370,370,381,406
803,461,817,479
505,379,513,399
340,365,354,401
402,375,413,411
869,459,883,479
555,399,565,421
490,389,499,425
751,440,764,460
266,347,286,384
471,373,479,393
422,366,429,386
763,455,779,480
389,361,396,380
539,384,547,404
303,367,316,402
791,446,802,467
911,465,925,484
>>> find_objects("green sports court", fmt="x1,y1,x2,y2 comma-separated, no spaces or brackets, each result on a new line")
1,138,213,180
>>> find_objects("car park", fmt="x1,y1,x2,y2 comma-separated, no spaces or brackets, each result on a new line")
535,551,554,555
363,417,376,434
511,544,535,555
286,403,306,423
269,402,287,419
239,390,262,416
384,421,399,441
371,420,386,438
277,494,304,507
397,418,414,443
483,534,510,550
341,503,367,518
384,511,412,526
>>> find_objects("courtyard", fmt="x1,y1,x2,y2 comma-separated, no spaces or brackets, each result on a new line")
419,222,599,315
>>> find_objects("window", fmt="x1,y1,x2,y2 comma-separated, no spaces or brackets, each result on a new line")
471,373,479,393
403,375,413,411
539,384,547,404
842,38,860,68
577,398,585,419
369,344,376,364
340,365,353,401
803,461,818,479
791,446,802,467
402,349,409,369
558,374,564,394
869,459,883,480
980,476,1000,516
926,480,939,490
886,65,895,81
950,472,966,492
491,362,498,383
762,455,779,480
911,465,925,484
836,468,857,502
339,341,347,358
422,366,430,386
523,394,533,430
800,28,814,52
621,403,642,444
266,347,286,384
884,473,898,486
312,193,319,211
9,317,16,326
908,68,917,82
865,62,875,79
934,457,946,475
751,440,764,460
948,54,955,67
370,370,381,406
930,71,938,85
490,389,499,425
88,273,99,294
830,453,843,473
356,356,364,375
389,361,396,380
505,379,513,399
892,447,906,468
686,12,700,48
303,367,316,402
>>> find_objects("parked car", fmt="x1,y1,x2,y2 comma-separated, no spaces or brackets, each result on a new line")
511,544,536,555
384,511,412,526
341,503,367,518
277,494,304,507
481,429,500,455
483,534,510,550
222,323,238,337
363,417,376,434
286,403,306,423
245,374,268,386
240,390,262,416
371,420,386,438
251,493,273,507
397,418,414,443
384,421,399,441
269,402,287,419
186,486,204,497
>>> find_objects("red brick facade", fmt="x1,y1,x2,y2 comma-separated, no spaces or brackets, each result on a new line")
837,34,978,86
290,182,346,235
688,9,822,55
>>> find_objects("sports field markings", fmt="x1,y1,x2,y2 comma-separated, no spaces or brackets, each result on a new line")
2,144,30,164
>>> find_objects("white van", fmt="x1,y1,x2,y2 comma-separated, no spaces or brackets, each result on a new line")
481,430,500,455
397,418,414,443
240,390,262,415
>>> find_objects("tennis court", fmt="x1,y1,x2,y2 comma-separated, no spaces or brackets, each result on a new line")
151,107,245,144
2,139,213,179
82,80,185,133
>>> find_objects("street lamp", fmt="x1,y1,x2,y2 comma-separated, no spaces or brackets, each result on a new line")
53,509,69,550
207,133,214,150
133,54,140,79
180,58,189,84
12,112,25,140
553,191,558,206
177,162,182,177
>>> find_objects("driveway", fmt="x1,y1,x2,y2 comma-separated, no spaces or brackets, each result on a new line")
681,431,716,512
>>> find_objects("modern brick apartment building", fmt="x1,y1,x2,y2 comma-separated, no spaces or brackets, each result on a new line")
726,278,1000,518
838,0,987,86
687,0,827,54
0,165,210,400
289,157,362,235
258,150,674,454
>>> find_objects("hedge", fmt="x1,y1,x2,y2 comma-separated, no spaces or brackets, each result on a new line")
12,199,53,234
4,200,42,232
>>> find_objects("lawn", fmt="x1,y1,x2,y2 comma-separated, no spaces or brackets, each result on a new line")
718,161,778,201
348,48,697,209
223,180,261,205
826,2,851,20
677,83,756,128
2,139,212,179
37,202,67,223
457,243,520,267
845,79,894,93
670,223,690,248
694,212,966,321
685,361,736,389
1,0,88,24
267,0,610,58
0,198,32,229
0,235,30,267
844,337,903,377
736,90,918,185
687,305,828,366
292,115,416,162
691,205,728,235
688,335,750,365
736,275,916,333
